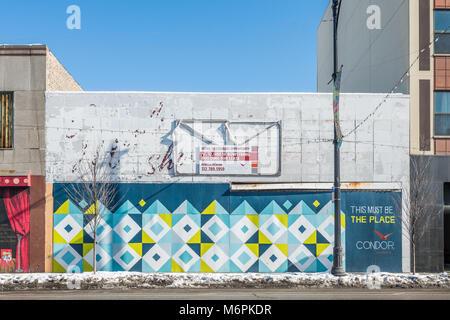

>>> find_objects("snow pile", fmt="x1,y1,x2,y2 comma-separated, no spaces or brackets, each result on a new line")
0,272,448,291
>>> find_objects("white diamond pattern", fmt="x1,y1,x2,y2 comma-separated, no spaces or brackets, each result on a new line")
230,245,258,272
55,215,82,243
230,216,258,243
288,244,315,272
142,244,171,271
113,215,141,243
54,245,82,271
201,245,228,272
201,215,228,243
142,215,170,242
173,244,199,271
83,245,112,270
288,215,315,243
259,216,286,243
260,245,285,272
172,215,200,243
113,245,141,271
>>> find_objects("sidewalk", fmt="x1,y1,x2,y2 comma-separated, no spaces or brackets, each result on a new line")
0,272,449,291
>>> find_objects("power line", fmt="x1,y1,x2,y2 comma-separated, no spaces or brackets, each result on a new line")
15,123,336,145
9,31,445,151
342,28,447,139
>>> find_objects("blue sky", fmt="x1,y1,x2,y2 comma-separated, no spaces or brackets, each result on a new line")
1,0,330,92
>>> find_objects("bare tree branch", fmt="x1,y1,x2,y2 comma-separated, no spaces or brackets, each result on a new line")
393,156,439,274
63,142,125,273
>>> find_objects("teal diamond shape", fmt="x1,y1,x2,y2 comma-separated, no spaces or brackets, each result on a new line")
283,200,293,210
179,251,193,264
78,200,88,209
267,222,280,236
62,251,75,265
120,251,134,265
209,222,222,236
150,222,164,235
123,225,132,233
325,223,334,236
238,251,251,265
97,225,105,235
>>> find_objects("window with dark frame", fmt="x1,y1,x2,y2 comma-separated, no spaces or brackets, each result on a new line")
434,8,450,136
435,92,450,136
0,92,13,149
434,10,450,54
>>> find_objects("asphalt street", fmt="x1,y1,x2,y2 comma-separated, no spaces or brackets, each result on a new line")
0,288,449,300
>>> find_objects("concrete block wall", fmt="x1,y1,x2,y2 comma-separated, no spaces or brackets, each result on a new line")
45,92,410,186
0,45,82,176
0,45,47,176
0,44,82,272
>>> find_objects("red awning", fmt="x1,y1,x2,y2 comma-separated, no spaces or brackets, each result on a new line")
0,174,31,187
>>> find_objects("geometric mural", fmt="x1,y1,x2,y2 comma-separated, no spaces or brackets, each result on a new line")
53,184,346,273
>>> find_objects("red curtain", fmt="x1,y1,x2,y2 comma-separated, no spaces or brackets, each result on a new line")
3,189,30,272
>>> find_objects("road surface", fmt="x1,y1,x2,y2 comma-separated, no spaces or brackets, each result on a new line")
0,288,449,300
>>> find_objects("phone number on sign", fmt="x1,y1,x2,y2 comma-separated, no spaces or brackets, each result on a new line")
201,166,225,171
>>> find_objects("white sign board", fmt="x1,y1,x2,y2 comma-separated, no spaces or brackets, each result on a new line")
173,120,280,176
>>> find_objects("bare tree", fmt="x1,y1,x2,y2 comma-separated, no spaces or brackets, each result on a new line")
394,156,439,274
64,143,123,273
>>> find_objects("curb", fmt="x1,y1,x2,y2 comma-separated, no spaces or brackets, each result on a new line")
0,272,449,291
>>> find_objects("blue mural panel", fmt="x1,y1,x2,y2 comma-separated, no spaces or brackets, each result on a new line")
52,183,401,273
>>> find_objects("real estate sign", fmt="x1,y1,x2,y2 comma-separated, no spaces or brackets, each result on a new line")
343,191,402,272
173,121,280,176
199,146,258,175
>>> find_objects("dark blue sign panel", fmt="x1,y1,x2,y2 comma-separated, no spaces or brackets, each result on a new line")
343,191,402,272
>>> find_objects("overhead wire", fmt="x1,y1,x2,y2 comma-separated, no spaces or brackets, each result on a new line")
342,26,449,139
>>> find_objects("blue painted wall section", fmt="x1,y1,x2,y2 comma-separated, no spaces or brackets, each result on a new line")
342,191,402,272
52,183,401,273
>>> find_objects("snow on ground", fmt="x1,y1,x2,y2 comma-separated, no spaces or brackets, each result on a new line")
0,272,449,291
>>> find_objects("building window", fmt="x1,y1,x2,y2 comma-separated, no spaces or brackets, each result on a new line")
0,93,13,149
435,57,450,90
435,92,450,135
435,10,450,53
435,0,450,9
